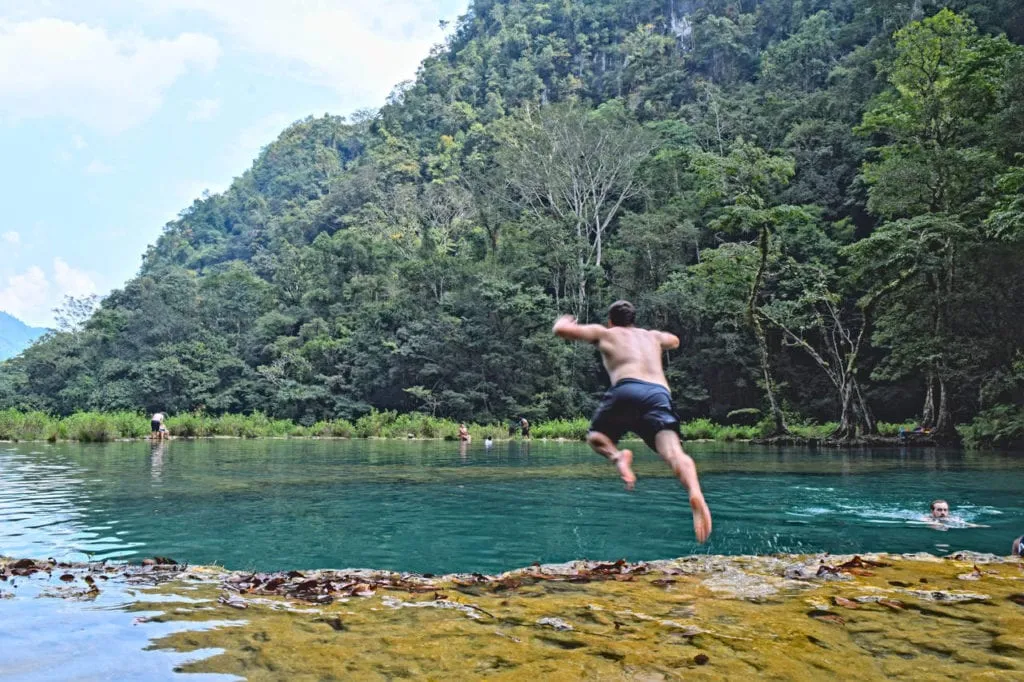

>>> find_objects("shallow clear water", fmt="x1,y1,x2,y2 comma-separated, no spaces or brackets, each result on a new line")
1,440,1022,574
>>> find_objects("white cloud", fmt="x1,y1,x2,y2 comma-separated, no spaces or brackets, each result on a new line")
0,18,220,133
137,0,459,105
84,160,113,175
0,259,99,326
0,266,50,326
53,257,97,297
187,97,221,122
72,134,87,150
1,231,20,245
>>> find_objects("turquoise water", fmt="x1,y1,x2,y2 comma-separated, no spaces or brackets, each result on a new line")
1,440,1022,574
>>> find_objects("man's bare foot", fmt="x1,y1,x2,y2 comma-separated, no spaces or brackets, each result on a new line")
690,494,712,543
612,449,636,490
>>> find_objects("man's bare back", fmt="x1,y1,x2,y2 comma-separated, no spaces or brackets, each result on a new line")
594,325,678,388
552,300,712,543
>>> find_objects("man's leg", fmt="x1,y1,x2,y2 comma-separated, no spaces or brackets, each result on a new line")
586,431,636,490
652,430,712,543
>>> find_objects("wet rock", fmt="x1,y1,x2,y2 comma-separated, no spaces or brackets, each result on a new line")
900,552,943,562
218,595,249,610
784,565,817,580
537,617,573,631
380,595,491,620
992,635,1024,654
704,567,813,599
946,551,1002,564
694,654,710,665
900,590,990,603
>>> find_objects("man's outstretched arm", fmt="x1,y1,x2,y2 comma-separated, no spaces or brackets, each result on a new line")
657,331,680,350
553,315,605,344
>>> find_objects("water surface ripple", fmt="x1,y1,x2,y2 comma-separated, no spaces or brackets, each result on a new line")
1,441,1022,574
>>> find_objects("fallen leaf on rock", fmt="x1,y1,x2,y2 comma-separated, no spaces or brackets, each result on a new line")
808,609,845,625
59,574,75,582
840,556,891,570
833,597,860,609
878,598,905,611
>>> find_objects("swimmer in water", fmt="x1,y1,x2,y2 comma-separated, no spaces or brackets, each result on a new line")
1012,535,1023,557
923,499,986,530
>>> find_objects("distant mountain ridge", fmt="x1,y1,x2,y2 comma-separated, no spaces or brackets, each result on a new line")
0,312,47,361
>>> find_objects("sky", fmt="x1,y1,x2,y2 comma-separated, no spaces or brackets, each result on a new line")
0,0,468,327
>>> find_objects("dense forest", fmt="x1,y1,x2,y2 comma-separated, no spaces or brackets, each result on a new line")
3,0,1024,444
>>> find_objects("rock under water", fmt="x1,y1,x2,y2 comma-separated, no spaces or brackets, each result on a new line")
3,553,1024,679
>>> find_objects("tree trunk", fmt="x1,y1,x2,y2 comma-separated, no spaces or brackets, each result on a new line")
854,379,877,435
749,226,789,436
832,381,858,441
922,372,936,427
933,374,956,440
755,327,788,436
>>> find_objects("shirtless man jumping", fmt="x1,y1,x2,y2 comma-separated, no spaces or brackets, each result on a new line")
553,300,712,543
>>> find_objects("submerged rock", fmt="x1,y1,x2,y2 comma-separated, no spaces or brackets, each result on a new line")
6,552,1024,680
536,617,573,631
899,589,991,603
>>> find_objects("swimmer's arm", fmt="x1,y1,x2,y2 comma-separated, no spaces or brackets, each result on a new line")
553,315,605,344
655,330,680,350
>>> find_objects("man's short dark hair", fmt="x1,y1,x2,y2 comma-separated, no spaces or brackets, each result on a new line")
608,300,636,327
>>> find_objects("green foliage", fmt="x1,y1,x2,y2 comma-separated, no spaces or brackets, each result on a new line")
1,2,1023,444
531,418,590,441
959,405,1024,449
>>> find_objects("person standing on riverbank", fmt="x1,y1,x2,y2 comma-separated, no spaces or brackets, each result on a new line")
553,300,712,543
150,411,168,440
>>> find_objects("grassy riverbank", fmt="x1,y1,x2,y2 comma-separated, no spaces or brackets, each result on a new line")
0,408,921,445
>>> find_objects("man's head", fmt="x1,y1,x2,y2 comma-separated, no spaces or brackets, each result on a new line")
930,499,950,519
608,300,636,327
1013,535,1024,557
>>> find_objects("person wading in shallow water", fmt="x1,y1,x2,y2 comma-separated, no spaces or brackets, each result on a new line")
553,300,712,543
151,411,168,441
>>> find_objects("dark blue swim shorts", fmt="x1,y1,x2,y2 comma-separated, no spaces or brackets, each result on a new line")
588,378,681,450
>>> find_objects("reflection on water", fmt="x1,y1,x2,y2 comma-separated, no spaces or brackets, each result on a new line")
0,562,237,681
1,442,1023,573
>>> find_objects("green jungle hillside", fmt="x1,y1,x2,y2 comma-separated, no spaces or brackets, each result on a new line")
3,0,1024,443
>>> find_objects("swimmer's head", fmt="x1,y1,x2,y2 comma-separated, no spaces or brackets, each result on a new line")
608,300,636,327
1013,535,1024,557
930,499,950,519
